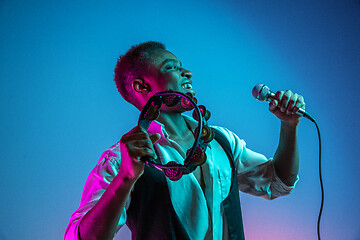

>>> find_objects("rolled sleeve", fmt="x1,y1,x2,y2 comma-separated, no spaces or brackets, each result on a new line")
213,127,298,200
64,148,128,240
236,158,298,200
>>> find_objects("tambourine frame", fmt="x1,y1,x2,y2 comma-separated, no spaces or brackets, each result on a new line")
138,90,208,180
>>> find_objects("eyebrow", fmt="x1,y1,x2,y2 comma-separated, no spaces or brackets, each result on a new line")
160,59,182,68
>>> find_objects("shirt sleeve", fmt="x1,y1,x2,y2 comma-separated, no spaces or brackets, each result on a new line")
213,126,299,200
64,148,129,240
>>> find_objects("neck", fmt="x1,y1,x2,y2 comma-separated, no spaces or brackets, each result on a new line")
157,112,190,138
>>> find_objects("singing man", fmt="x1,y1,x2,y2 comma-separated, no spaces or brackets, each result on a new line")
65,41,305,240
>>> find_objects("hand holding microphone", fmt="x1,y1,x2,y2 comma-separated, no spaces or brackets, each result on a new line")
252,84,315,122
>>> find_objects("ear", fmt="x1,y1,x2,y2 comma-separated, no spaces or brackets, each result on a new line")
132,79,144,93
132,79,151,94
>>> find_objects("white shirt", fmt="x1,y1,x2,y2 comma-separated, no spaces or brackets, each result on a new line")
64,116,298,240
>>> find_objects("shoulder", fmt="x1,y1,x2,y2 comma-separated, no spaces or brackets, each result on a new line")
210,125,246,150
210,125,235,140
94,140,122,173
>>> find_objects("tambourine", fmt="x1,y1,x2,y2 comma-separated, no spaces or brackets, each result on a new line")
138,90,214,181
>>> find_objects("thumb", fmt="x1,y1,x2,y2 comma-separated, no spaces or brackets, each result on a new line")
269,99,278,113
150,133,161,144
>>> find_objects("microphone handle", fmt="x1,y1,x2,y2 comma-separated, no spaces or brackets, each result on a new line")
265,90,315,122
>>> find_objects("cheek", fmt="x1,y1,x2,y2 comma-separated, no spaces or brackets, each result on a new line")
164,72,181,85
152,72,181,92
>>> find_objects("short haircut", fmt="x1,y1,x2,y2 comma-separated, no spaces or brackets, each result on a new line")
114,41,166,105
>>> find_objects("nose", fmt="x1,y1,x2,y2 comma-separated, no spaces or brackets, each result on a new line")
181,68,193,79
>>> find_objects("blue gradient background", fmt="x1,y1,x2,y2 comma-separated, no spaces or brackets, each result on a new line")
1,0,359,239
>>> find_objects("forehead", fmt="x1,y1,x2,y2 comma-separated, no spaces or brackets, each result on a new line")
147,49,181,67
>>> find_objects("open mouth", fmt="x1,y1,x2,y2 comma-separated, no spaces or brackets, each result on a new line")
181,82,192,90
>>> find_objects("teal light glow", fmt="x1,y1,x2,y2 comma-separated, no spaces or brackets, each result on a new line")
0,0,359,239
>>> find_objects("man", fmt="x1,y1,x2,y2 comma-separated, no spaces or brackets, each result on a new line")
65,41,304,240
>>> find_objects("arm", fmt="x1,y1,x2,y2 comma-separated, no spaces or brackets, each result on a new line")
78,126,160,240
270,90,305,186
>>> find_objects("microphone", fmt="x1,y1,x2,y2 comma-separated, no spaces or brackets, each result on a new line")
252,84,315,122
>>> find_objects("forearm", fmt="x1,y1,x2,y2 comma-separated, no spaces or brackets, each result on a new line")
79,174,136,240
273,121,299,186
78,126,159,239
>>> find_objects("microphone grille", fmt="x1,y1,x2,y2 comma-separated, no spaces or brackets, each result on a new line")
252,84,269,101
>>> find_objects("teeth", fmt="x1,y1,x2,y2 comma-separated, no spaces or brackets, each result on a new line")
182,83,192,89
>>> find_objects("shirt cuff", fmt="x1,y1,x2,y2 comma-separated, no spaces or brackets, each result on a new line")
268,160,299,199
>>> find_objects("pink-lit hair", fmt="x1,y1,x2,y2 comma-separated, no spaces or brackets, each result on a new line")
114,41,165,105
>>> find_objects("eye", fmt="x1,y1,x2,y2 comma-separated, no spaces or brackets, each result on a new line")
165,65,174,70
165,65,181,72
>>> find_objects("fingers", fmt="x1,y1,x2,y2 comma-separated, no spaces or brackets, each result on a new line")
293,95,305,114
127,146,157,159
269,99,278,112
276,90,291,113
121,126,158,160
123,125,146,137
274,90,305,115
150,133,161,144
286,92,297,115
121,131,150,143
